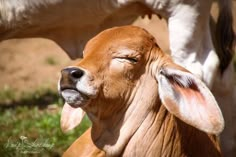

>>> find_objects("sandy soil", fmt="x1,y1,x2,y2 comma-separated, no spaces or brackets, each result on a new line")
0,38,71,93
0,2,235,95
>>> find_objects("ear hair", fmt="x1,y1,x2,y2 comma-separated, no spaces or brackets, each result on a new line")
159,68,196,88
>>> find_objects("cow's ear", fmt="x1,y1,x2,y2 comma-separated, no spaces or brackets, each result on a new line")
61,103,85,133
155,64,224,134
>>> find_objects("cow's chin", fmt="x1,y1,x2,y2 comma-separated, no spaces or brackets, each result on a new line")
61,89,90,108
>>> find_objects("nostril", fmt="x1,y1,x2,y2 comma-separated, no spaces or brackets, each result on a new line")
71,69,84,79
61,67,84,80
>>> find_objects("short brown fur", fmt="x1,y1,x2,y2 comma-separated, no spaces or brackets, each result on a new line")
62,26,222,157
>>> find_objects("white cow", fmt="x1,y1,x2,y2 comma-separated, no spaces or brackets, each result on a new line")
0,0,235,156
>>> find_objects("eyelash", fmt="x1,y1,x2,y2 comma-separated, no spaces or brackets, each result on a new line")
116,57,138,64
126,57,138,63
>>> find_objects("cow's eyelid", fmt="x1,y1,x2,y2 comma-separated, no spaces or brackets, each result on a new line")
126,57,138,63
115,56,138,64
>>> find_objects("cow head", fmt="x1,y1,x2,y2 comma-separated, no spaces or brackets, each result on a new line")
59,26,224,135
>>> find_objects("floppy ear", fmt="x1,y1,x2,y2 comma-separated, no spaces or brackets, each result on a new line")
61,103,85,133
156,64,224,134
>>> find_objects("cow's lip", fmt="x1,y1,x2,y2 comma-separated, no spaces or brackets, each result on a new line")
60,88,90,107
60,86,78,92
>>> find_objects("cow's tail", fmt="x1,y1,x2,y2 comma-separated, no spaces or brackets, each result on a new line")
215,0,235,74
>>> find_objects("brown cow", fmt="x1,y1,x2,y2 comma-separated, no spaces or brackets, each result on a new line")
1,1,235,155
59,26,224,156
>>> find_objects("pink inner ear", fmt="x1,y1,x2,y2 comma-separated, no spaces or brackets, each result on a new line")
158,68,224,134
174,83,206,105
161,70,207,106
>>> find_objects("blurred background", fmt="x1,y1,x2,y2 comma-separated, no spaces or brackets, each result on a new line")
0,1,235,157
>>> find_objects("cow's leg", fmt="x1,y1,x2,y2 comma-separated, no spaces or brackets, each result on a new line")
167,0,218,88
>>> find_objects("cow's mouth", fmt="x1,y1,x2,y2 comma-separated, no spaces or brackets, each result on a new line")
60,87,90,107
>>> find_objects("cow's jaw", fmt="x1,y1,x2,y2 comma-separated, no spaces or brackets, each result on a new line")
61,89,90,108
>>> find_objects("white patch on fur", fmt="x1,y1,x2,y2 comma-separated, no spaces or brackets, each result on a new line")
75,70,98,98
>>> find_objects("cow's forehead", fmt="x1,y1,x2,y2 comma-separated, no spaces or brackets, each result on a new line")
83,26,155,57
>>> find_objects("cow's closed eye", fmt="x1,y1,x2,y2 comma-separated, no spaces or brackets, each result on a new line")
115,57,138,64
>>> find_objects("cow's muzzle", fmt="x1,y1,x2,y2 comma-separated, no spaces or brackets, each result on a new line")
59,67,89,107
60,67,84,89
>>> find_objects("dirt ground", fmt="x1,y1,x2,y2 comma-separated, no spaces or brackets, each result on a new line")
0,2,235,95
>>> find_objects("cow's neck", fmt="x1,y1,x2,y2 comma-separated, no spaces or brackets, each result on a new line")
122,105,221,157
86,75,221,156
90,105,220,157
